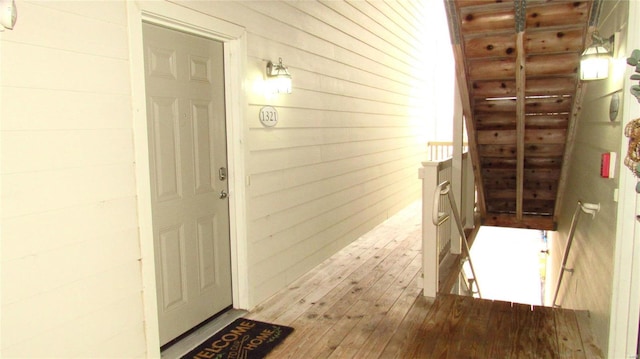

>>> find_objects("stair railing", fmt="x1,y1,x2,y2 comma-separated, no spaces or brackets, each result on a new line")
552,200,600,308
433,180,482,298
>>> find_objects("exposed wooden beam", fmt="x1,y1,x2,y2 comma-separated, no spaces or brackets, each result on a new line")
477,129,567,145
483,214,556,231
481,157,562,169
459,5,515,33
452,43,487,217
446,0,487,217
475,113,570,130
468,53,579,82
482,167,561,180
463,27,584,60
472,77,577,99
485,188,558,201
515,30,526,221
474,95,573,114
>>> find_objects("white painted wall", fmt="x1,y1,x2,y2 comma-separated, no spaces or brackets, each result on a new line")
179,0,449,305
608,1,640,357
0,1,146,357
546,0,634,354
1,1,452,357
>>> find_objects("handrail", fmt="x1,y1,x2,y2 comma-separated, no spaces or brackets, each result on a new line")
432,180,482,298
552,200,600,308
432,183,450,226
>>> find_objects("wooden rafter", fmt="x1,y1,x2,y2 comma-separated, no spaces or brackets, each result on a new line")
514,0,526,221
446,0,487,217
484,213,555,230
515,31,525,221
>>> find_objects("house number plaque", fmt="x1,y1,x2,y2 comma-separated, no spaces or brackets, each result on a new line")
259,106,278,127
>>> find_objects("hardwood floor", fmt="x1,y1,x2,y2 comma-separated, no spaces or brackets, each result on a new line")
246,201,603,358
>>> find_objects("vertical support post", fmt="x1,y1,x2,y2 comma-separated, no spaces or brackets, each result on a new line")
514,3,527,221
419,161,440,297
451,78,464,254
463,153,475,229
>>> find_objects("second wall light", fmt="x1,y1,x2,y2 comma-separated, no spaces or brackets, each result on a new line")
266,58,292,94
580,31,612,81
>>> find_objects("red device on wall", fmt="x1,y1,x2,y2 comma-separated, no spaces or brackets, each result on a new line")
601,152,616,178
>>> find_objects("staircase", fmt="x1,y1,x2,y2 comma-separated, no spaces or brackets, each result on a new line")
445,0,601,230
407,294,603,358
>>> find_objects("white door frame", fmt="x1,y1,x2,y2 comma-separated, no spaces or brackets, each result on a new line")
610,1,640,356
126,2,249,356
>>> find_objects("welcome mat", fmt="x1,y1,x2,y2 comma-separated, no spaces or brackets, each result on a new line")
182,318,293,359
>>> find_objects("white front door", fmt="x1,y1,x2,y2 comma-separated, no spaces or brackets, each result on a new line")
142,22,232,346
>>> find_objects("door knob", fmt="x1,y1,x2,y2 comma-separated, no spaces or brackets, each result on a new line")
219,190,228,199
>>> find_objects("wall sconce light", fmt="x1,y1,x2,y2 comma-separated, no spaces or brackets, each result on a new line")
0,0,17,31
580,32,612,81
266,58,292,94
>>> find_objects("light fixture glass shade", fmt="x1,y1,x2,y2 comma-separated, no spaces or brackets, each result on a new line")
266,58,292,94
580,44,610,80
271,74,292,94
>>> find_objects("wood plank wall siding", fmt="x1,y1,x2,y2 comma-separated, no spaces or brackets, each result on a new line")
183,1,434,305
445,0,598,230
2,1,438,357
1,1,146,357
545,0,630,353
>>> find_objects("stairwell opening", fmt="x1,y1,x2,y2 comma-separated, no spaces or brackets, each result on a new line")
464,226,548,306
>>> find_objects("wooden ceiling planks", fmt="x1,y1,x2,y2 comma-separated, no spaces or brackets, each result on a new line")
525,28,584,54
446,0,597,230
480,157,562,168
525,1,591,28
477,128,567,144
472,77,576,99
